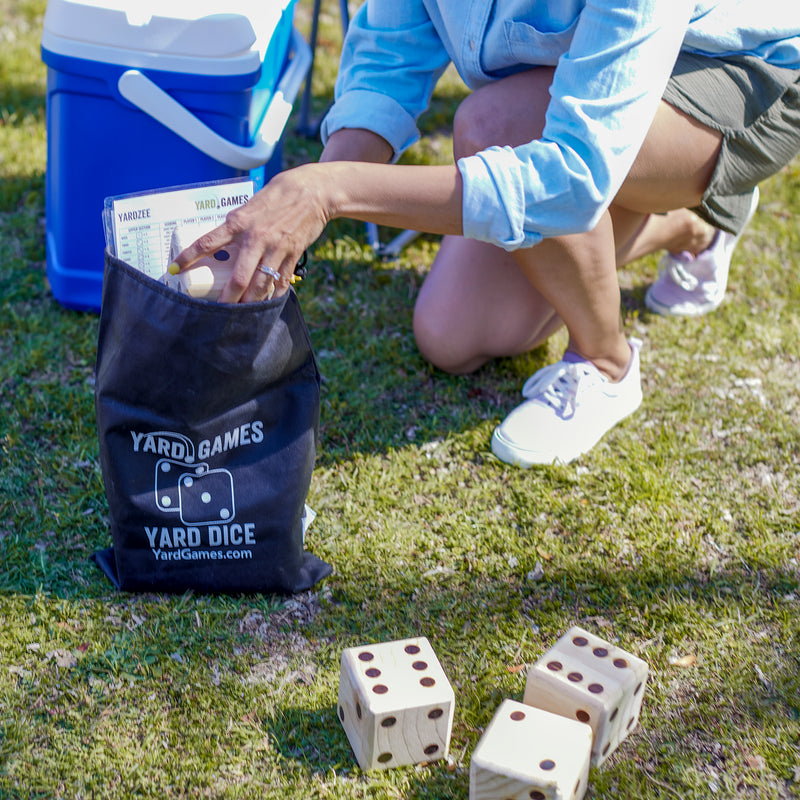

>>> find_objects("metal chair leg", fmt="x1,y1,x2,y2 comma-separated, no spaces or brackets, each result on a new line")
297,2,419,259
296,0,349,137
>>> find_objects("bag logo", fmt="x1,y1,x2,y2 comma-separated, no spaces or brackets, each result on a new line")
155,459,235,526
130,427,264,562
132,430,236,525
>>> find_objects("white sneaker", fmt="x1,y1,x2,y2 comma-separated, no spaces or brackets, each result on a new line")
644,187,759,317
491,339,643,467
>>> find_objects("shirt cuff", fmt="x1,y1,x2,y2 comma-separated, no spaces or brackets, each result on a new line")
321,90,421,163
458,147,543,251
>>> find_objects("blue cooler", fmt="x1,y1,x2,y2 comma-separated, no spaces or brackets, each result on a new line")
41,0,311,312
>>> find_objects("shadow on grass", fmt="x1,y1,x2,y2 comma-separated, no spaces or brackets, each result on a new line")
0,171,46,214
301,243,557,464
265,701,471,798
304,255,665,464
0,225,664,602
2,459,796,794
257,558,798,796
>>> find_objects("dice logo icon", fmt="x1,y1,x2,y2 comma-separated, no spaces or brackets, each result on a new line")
177,467,235,526
154,458,208,513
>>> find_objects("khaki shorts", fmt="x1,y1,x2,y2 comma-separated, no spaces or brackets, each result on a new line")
663,52,800,234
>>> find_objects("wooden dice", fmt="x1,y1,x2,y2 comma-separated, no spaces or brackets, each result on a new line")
337,636,455,770
162,223,238,301
523,626,648,765
470,699,592,800
165,260,235,300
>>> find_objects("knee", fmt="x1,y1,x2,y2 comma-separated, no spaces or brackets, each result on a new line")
413,296,480,375
452,91,509,160
452,69,551,160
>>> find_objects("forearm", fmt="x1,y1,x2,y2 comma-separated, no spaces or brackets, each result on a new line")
312,159,463,237
317,129,463,236
172,134,463,303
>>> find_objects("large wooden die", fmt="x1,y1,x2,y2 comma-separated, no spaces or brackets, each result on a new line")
523,626,648,765
337,636,455,770
162,223,238,301
470,699,592,800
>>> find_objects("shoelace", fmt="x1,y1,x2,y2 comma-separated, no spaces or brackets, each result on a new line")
660,253,700,292
522,361,600,420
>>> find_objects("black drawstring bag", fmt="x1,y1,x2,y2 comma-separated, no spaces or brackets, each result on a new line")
93,251,332,594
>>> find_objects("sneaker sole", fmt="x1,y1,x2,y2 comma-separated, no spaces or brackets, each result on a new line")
643,288,722,317
491,428,577,467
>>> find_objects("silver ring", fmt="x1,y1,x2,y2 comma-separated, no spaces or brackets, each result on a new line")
257,264,281,281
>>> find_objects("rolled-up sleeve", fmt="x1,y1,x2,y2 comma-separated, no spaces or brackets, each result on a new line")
321,0,452,160
459,0,696,249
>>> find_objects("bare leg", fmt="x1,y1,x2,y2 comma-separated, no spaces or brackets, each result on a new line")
414,74,723,378
413,236,563,374
611,101,721,265
414,69,567,375
509,213,630,380
612,206,716,267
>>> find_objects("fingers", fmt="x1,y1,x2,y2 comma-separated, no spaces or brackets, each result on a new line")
220,246,305,304
169,166,324,303
170,224,234,273
232,263,285,304
169,221,289,304
243,252,307,303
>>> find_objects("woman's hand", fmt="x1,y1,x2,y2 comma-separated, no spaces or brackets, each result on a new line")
170,163,332,303
170,145,462,303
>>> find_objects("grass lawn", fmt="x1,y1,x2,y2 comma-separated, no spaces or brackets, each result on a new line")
1,1,799,798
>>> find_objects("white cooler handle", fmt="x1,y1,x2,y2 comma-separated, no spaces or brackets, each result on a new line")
117,28,311,171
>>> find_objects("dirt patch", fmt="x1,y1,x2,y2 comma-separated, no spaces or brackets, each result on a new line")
238,590,330,686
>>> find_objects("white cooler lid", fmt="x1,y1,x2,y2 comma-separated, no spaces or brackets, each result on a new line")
41,0,294,76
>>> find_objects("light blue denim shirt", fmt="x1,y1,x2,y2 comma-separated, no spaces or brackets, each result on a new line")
321,0,800,249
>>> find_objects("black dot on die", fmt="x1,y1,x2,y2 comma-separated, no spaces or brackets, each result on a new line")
381,716,397,728
372,684,389,694
510,710,526,721
572,636,588,647
356,702,362,720
588,683,604,694
613,657,628,669
420,676,435,687
404,644,421,655
428,708,444,720
576,710,590,723
593,647,608,658
539,759,556,771
358,651,374,662
567,671,583,682
338,706,344,721
365,668,381,678
377,753,393,763
423,744,439,756
530,792,546,800
412,661,428,671
547,660,563,672
609,707,619,721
